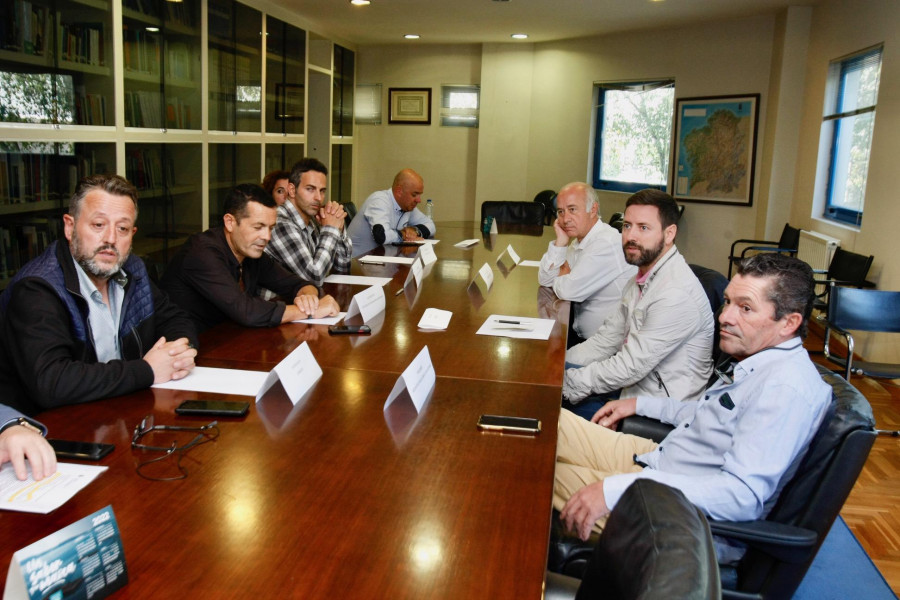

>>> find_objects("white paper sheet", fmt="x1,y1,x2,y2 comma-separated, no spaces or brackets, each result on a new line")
518,260,541,267
0,463,107,514
454,239,480,248
359,256,416,265
418,308,452,330
292,312,346,325
476,314,555,340
152,366,269,396
324,274,393,286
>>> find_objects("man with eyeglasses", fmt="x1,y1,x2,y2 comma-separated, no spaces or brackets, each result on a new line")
554,253,831,542
0,175,198,417
538,182,636,346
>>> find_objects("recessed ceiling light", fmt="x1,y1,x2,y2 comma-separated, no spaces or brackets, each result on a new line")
510,33,528,40
404,34,420,39
146,26,160,32
350,0,370,5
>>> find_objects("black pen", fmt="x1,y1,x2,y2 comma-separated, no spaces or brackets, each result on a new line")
498,319,520,324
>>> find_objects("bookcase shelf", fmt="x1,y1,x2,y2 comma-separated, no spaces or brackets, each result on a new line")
0,0,355,288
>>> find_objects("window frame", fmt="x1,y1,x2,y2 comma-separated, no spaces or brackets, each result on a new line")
440,84,480,128
821,46,882,227
591,79,675,194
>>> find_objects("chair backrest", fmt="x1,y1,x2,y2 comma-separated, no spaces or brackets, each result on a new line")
342,202,357,228
480,201,546,226
826,247,874,284
829,286,900,333
778,224,801,251
732,363,876,595
575,479,720,600
533,189,557,225
689,264,728,367
607,212,624,232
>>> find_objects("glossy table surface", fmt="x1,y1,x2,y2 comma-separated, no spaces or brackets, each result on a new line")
0,223,568,599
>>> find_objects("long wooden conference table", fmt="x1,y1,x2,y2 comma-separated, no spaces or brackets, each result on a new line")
0,222,569,598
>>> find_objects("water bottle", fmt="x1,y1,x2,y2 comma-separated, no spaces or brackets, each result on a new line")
424,198,434,220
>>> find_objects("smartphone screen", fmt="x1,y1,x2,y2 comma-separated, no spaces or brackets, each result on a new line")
175,400,250,417
477,415,541,434
48,439,115,461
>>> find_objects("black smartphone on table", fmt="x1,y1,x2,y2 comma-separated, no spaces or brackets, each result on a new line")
48,439,115,461
476,415,541,434
328,325,371,335
175,400,250,417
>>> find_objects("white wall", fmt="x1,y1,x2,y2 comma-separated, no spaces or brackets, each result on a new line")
355,44,482,222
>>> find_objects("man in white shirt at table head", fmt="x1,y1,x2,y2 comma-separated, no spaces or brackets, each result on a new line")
538,182,636,346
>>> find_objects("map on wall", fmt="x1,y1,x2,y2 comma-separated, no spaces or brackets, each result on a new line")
671,94,760,206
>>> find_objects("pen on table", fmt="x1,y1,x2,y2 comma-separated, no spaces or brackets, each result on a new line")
394,288,405,296
498,319,520,325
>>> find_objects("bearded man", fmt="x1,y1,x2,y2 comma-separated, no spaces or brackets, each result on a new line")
561,189,714,419
0,174,198,415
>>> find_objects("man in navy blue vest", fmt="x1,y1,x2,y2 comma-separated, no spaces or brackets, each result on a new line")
0,175,198,416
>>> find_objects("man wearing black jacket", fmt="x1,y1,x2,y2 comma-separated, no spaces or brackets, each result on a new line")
0,175,198,416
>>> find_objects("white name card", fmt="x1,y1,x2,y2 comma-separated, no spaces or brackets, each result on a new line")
418,242,437,266
506,244,521,265
478,262,494,290
5,505,127,600
402,257,425,289
257,341,322,405
345,285,386,323
490,219,498,234
384,346,436,412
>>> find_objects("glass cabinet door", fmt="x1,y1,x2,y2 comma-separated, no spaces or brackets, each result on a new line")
125,142,201,268
0,141,115,286
122,0,201,129
208,0,262,132
265,144,305,174
208,143,261,225
332,45,354,137
265,16,306,135
1,0,113,126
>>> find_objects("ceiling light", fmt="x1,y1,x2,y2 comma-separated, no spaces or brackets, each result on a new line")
146,26,160,32
404,34,420,39
510,33,528,40
350,0,370,5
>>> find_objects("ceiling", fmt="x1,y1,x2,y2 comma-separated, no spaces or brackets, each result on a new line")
275,0,817,46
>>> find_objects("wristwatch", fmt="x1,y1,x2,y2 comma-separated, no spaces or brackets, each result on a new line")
0,417,42,435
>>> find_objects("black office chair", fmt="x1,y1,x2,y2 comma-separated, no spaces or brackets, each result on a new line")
480,201,546,227
607,212,624,232
812,247,875,314
533,189,557,225
823,285,900,435
545,480,720,600
728,223,800,278
342,201,357,228
549,363,876,599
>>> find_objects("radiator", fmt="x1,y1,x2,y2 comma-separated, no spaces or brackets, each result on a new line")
797,230,840,273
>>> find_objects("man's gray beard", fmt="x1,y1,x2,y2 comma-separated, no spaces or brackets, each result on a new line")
624,237,665,268
71,236,129,279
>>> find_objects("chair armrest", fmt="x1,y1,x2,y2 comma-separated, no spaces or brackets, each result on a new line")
740,245,796,259
618,415,674,442
730,238,774,254
709,520,818,564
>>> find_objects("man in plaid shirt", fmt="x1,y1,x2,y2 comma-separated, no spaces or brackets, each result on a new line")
264,158,353,291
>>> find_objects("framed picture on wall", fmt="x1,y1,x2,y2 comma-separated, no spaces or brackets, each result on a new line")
388,88,432,125
671,94,760,206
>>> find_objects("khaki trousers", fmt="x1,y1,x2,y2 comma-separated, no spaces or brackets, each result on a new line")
553,409,658,533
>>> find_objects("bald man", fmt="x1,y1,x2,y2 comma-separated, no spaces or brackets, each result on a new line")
347,169,436,256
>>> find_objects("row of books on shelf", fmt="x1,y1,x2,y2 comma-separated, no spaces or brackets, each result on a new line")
125,91,194,129
124,0,196,28
58,22,106,66
73,90,108,126
0,151,99,205
126,148,176,191
123,26,160,75
1,0,50,57
0,218,64,281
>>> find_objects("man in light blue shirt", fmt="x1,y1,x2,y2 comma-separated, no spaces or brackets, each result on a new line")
554,253,831,541
347,169,436,256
